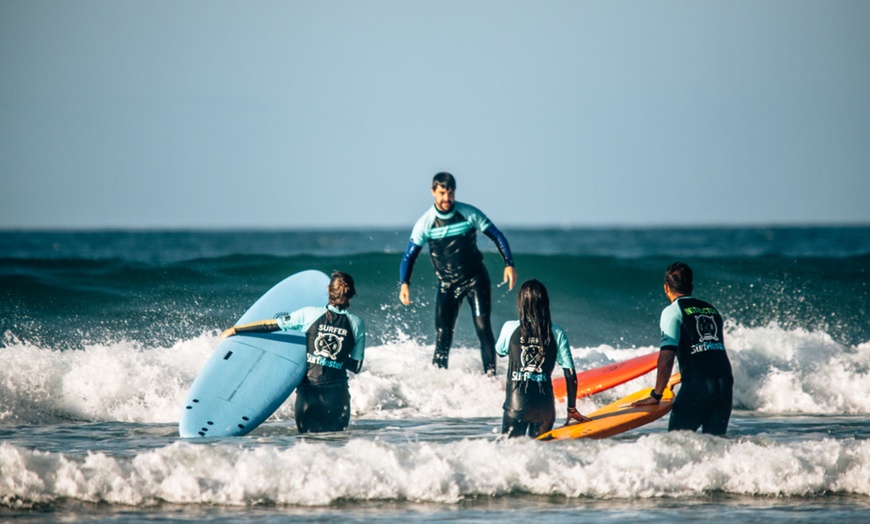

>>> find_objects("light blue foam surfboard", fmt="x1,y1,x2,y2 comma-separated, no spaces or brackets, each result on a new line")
179,270,330,438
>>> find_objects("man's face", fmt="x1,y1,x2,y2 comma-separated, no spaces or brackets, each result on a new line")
431,186,455,213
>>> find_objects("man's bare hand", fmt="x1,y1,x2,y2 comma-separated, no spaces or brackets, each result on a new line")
399,283,411,305
631,395,661,407
504,266,518,290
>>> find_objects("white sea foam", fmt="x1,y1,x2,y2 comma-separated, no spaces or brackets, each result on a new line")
1,432,868,508
726,323,870,414
0,332,214,424
1,323,868,425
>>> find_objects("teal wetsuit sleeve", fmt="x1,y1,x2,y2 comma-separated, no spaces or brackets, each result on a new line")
660,300,682,348
276,306,323,332
341,313,365,374
409,210,433,246
455,202,492,232
348,314,366,362
553,324,575,370
496,320,519,357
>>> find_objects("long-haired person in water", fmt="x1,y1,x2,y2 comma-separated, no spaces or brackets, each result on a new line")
222,271,365,434
495,279,589,438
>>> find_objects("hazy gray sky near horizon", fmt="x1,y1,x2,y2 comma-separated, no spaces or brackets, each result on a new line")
2,1,869,229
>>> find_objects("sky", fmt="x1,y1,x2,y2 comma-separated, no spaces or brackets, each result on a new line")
2,1,869,229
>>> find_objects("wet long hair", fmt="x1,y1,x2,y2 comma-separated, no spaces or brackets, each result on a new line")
328,271,356,310
517,279,552,346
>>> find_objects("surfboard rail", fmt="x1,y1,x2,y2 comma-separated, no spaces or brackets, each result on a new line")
553,352,659,401
539,373,682,441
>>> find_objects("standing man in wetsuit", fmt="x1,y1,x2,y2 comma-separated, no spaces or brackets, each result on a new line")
399,172,517,375
633,262,734,435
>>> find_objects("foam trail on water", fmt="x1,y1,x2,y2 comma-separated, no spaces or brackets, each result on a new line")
1,433,868,508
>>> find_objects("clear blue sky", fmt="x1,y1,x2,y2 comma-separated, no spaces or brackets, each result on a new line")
2,1,869,229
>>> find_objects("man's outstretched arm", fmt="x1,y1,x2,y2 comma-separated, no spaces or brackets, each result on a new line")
483,224,517,289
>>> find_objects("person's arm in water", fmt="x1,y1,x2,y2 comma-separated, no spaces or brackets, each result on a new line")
399,241,422,305
632,348,677,406
344,315,366,374
562,368,591,423
633,300,681,407
224,309,366,376
482,224,517,290
220,308,311,339
220,319,279,338
554,325,590,424
495,321,517,358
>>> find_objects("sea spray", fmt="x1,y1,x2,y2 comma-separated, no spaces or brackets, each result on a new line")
2,322,869,426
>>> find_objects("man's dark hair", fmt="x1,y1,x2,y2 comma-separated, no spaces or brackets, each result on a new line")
432,172,456,191
664,262,693,295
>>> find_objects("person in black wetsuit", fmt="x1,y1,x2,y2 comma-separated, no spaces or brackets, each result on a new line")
399,172,517,375
632,262,734,435
221,271,365,434
496,279,590,438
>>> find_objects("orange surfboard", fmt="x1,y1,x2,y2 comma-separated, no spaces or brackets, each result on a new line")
553,352,659,401
539,373,681,441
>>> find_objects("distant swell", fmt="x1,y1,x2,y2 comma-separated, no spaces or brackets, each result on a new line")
3,251,869,350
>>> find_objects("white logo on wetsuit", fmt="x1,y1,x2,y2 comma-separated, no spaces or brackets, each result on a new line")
313,332,344,360
520,340,545,374
695,315,719,342
690,315,725,354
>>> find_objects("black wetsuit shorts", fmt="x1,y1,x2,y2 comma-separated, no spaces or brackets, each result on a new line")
669,376,734,435
294,382,351,434
501,411,555,439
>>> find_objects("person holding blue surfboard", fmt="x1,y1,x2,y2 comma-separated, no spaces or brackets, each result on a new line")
399,172,517,375
496,279,590,438
632,262,734,435
221,271,365,434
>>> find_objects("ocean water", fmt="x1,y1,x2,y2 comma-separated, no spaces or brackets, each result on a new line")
1,227,869,522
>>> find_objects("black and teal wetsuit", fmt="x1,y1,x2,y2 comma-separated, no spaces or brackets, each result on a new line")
495,320,575,438
660,296,733,435
400,202,514,374
277,305,366,434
